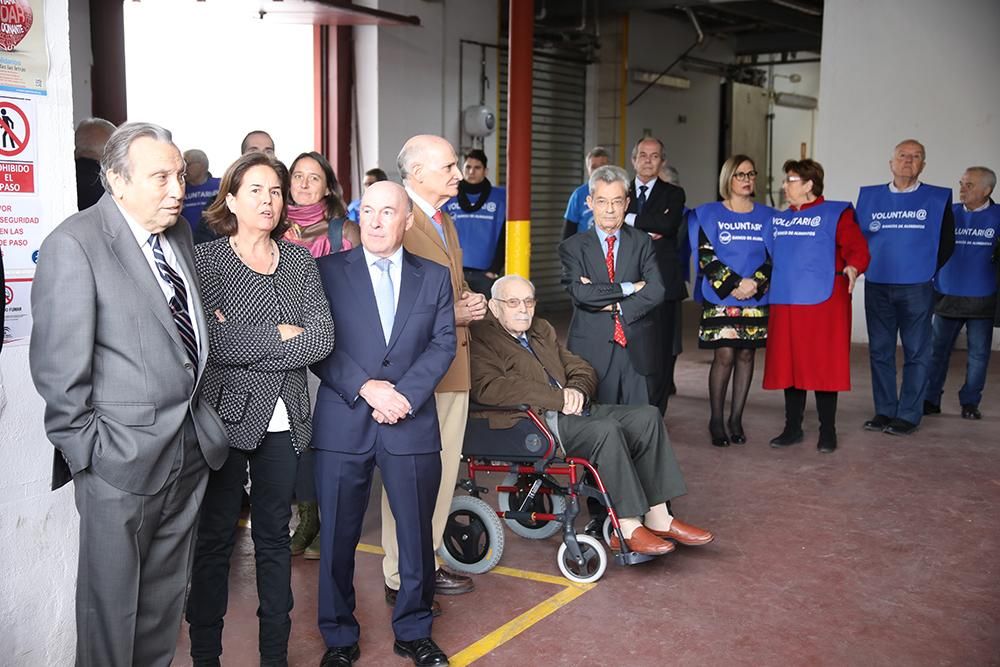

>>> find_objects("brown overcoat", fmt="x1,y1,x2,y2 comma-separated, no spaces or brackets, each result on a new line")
403,203,472,393
469,312,598,429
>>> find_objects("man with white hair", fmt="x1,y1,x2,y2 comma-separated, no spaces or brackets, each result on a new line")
181,148,220,242
380,134,487,609
924,166,999,420
559,164,665,406
856,139,955,436
74,117,116,209
469,274,713,556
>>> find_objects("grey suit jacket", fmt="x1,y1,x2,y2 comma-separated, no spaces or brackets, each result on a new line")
30,193,229,493
558,223,665,377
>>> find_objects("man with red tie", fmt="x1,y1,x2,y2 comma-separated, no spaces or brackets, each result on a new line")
558,165,666,405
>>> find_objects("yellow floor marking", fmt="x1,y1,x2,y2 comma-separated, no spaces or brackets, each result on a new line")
352,543,597,665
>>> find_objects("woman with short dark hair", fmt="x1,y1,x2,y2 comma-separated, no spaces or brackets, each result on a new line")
185,151,334,665
763,158,870,453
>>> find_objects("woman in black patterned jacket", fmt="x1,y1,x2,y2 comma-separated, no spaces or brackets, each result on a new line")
186,151,334,666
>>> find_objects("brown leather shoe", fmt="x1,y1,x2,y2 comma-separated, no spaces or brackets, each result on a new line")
649,518,714,546
384,584,442,617
608,525,675,555
434,568,474,595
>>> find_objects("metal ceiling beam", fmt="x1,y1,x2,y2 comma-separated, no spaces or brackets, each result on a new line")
732,30,820,54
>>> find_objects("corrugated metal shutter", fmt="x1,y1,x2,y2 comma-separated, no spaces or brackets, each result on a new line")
498,48,587,314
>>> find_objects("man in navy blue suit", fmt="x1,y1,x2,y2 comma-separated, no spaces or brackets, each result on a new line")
311,181,457,667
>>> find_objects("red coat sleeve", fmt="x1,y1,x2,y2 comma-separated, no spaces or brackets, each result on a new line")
835,207,870,274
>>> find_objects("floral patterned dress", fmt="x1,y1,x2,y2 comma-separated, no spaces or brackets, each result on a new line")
697,228,771,349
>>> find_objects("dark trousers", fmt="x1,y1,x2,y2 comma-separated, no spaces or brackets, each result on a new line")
315,443,440,646
597,343,649,407
74,419,207,667
864,281,934,424
645,300,679,414
463,268,496,298
294,447,317,502
187,431,299,662
558,403,686,519
926,314,994,408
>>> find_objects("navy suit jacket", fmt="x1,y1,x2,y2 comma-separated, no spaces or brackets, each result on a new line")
311,247,456,456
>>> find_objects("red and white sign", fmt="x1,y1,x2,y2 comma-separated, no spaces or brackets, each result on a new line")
0,195,40,270
0,160,31,192
0,97,32,159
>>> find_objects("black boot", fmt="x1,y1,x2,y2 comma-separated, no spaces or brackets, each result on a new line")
770,388,805,448
816,391,838,453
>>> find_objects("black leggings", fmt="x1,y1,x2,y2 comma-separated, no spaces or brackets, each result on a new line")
708,347,756,432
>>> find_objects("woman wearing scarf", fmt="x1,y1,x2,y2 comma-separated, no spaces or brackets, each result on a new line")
284,151,360,257
283,151,358,560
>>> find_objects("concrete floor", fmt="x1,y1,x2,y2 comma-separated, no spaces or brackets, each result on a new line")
173,304,1000,666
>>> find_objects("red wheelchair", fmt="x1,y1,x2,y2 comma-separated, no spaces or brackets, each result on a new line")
437,403,664,584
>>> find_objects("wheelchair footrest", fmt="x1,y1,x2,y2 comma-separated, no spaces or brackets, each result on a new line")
614,551,657,566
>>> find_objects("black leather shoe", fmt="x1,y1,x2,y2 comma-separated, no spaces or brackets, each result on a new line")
884,418,918,436
583,516,603,538
709,423,730,447
320,644,360,667
728,419,746,445
923,401,941,415
393,637,449,666
817,432,837,453
770,429,804,448
434,568,474,595
864,414,892,431
192,660,220,667
961,404,982,420
385,584,442,616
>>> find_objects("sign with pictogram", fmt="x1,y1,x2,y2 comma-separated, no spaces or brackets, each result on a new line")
2,276,32,346
0,98,31,157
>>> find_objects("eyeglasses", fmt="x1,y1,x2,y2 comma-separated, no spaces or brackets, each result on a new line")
592,197,627,210
497,297,536,309
782,175,803,184
733,171,758,181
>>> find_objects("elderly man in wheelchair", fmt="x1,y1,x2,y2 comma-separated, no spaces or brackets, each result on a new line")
467,274,713,561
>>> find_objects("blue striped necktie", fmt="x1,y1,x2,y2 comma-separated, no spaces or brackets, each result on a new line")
149,234,199,366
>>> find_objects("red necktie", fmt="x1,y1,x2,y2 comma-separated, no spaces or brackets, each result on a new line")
432,210,443,226
605,236,627,347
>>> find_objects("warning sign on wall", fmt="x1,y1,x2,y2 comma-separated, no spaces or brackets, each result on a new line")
0,195,40,270
3,276,31,346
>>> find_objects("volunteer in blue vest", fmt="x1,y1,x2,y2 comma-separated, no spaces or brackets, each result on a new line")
924,166,999,420
562,146,611,239
347,167,388,223
857,139,955,436
691,155,773,447
446,149,507,296
763,159,870,453
182,149,221,243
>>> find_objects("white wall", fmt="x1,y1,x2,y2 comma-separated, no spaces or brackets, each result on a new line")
768,60,820,206
355,0,499,183
815,0,1000,342
626,11,735,207
0,1,80,663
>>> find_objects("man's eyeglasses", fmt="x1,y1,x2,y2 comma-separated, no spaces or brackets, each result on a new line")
733,171,758,181
497,297,536,309
592,198,627,211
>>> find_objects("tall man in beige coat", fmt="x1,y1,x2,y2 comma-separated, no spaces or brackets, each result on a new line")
382,135,488,604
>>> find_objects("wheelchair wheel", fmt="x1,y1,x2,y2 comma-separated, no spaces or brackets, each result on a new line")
556,534,607,584
438,495,505,575
601,516,614,548
497,473,567,540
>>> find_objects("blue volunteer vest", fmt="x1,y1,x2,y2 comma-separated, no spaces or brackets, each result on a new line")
181,177,221,228
933,203,1000,297
767,201,850,305
692,201,771,306
564,182,594,233
446,185,506,270
856,183,950,284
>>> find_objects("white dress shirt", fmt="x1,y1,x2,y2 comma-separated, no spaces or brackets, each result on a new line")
624,176,657,226
889,180,921,194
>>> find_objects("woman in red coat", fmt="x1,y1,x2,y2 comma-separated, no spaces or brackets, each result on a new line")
763,159,870,453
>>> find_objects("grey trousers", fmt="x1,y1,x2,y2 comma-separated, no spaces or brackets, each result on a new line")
73,420,209,667
557,403,687,519
596,343,649,407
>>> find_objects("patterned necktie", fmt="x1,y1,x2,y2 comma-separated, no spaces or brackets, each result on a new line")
637,184,648,213
149,234,199,366
604,235,627,347
374,257,395,344
431,210,447,246
518,335,561,388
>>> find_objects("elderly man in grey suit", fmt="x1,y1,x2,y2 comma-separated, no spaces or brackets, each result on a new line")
29,122,228,667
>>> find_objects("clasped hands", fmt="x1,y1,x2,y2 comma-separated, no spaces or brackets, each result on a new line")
455,290,487,326
579,276,645,311
730,278,758,301
360,379,411,425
